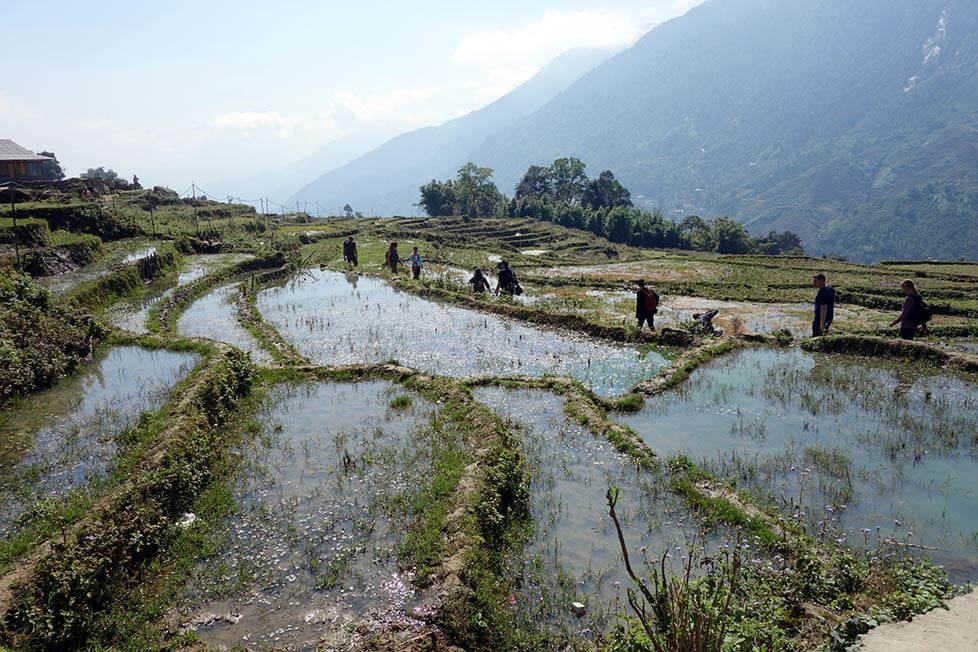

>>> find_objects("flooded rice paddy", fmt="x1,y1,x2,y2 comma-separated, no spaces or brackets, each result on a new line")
177,281,273,364
176,381,442,649
474,387,721,643
0,346,199,529
41,240,162,296
106,253,253,333
619,347,978,581
257,270,666,396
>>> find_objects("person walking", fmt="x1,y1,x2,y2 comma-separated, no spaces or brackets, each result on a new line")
889,279,924,340
408,246,423,280
469,268,491,293
494,260,517,295
812,273,835,336
636,279,659,331
342,236,358,267
384,241,400,273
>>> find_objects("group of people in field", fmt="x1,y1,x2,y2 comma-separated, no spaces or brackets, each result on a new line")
812,272,930,340
634,272,929,340
343,236,929,339
341,236,521,295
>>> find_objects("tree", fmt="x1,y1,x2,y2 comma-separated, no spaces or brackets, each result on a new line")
582,170,632,210
37,152,65,181
711,217,752,254
550,157,587,205
343,203,353,217
514,165,553,200
80,167,120,181
453,162,504,218
418,179,456,216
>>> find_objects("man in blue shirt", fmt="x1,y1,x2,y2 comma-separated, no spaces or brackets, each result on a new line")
812,272,834,336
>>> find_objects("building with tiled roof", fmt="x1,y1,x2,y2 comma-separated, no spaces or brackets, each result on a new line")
0,140,56,183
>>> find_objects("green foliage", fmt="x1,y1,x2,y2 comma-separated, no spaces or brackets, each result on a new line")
0,269,107,409
419,162,505,218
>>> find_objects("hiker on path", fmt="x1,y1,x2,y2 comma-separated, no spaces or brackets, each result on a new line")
384,241,400,273
636,279,659,331
812,272,834,336
469,268,491,293
889,279,924,340
408,246,423,280
494,260,518,295
342,236,358,267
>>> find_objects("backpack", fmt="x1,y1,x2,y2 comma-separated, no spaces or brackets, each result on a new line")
644,289,659,313
912,294,932,325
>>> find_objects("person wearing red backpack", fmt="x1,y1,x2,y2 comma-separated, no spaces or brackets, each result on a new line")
636,279,659,331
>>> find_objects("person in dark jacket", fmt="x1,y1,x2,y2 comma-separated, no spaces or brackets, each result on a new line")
342,236,358,267
812,273,835,336
635,279,659,331
384,241,400,273
494,260,516,295
469,268,491,293
889,279,924,340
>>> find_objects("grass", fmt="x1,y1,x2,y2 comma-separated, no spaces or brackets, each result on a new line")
0,187,975,649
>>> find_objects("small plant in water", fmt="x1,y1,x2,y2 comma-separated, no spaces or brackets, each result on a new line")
389,394,413,410
607,487,741,652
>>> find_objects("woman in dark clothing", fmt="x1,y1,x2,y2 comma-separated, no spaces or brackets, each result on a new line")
635,279,659,331
469,268,491,293
889,279,923,340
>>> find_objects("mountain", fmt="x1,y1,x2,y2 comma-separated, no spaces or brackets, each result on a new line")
288,47,618,216
466,0,978,262
200,126,397,209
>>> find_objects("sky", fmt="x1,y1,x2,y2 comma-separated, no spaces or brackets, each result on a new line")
2,0,705,195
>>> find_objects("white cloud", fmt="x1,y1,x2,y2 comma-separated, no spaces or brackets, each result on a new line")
319,88,441,134
455,9,643,73
209,111,294,138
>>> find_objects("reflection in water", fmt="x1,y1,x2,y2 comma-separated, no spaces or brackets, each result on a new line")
257,269,666,396
177,381,439,649
105,254,254,333
620,347,978,581
0,346,199,529
475,387,720,643
177,282,272,364
343,271,358,288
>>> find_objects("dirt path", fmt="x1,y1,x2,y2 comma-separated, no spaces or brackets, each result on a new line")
857,589,978,651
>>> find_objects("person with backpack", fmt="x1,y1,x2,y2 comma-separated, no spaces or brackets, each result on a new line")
384,241,400,273
889,279,927,340
635,279,659,331
494,260,521,296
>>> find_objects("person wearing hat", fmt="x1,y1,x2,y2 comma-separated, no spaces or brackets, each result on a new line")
812,272,834,336
636,279,659,331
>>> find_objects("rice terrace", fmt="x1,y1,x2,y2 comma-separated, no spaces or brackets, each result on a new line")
0,182,974,652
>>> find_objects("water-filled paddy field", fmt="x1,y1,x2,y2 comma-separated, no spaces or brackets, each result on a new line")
474,387,724,644
106,253,253,333
40,241,162,296
0,346,199,530
619,347,978,581
257,270,666,395
176,381,444,649
178,281,273,364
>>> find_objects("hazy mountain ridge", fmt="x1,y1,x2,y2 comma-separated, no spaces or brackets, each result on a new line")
467,0,978,262
287,47,617,215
